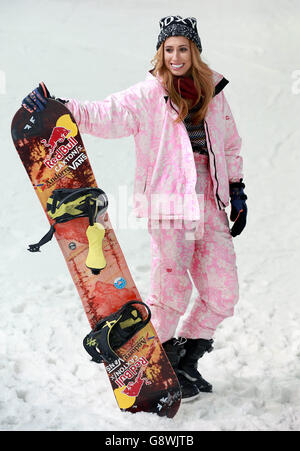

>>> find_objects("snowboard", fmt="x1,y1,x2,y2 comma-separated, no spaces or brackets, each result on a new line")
11,98,181,417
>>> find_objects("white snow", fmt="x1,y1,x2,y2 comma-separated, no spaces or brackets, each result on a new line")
1,0,300,431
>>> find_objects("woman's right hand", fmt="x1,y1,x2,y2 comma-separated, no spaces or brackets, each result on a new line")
22,82,50,113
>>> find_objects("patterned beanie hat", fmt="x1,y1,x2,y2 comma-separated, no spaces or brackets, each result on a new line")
156,15,202,53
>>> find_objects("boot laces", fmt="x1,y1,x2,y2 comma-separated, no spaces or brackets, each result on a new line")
173,337,187,346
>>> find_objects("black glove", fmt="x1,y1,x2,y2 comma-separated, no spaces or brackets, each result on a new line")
229,180,247,237
22,82,68,113
22,82,50,113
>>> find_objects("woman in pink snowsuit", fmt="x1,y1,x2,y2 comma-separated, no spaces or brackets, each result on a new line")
23,16,247,401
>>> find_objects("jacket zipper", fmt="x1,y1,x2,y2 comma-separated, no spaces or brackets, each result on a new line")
204,120,226,210
167,97,226,211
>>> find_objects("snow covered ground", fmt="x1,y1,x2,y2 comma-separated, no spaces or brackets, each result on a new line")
1,0,300,431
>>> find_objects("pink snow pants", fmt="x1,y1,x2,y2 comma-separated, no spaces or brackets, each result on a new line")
147,154,239,343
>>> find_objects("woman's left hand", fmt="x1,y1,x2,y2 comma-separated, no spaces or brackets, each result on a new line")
229,181,247,237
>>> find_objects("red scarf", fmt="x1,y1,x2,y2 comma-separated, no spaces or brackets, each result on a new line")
173,76,199,107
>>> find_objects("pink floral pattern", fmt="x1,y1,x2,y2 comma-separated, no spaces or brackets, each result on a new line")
66,70,243,220
147,155,239,342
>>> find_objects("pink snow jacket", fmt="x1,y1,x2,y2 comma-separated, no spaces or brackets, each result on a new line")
66,71,243,220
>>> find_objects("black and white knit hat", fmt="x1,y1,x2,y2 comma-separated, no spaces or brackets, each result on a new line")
156,15,202,53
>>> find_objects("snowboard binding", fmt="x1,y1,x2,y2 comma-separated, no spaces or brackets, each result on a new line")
83,301,152,364
28,187,108,274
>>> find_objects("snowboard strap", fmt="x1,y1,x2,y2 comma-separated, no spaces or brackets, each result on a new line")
83,301,152,364
28,187,108,274
28,224,57,253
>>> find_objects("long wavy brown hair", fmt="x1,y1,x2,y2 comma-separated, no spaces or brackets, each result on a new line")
151,40,215,124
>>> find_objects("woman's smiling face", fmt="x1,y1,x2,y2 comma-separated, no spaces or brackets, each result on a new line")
164,36,192,76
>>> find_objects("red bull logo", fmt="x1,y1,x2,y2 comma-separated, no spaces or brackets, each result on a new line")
115,356,151,393
121,367,151,397
113,356,152,409
43,129,79,169
41,114,82,171
41,126,70,158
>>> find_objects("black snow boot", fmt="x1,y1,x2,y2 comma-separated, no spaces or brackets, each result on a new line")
178,338,214,393
163,338,200,402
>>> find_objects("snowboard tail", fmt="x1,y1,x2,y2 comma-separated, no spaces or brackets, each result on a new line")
11,99,181,417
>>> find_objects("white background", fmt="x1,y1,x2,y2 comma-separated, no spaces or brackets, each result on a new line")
0,0,299,431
